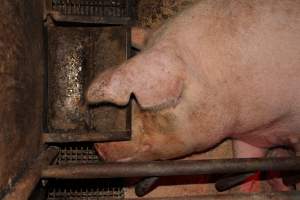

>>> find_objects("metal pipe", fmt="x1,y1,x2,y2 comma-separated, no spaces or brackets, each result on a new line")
3,147,59,200
215,172,256,192
42,157,300,179
135,177,160,197
125,192,300,200
42,131,131,143
282,172,300,186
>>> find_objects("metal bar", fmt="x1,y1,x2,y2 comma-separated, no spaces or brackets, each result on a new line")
3,147,59,200
283,172,300,186
42,157,300,179
43,131,131,143
215,172,255,192
43,0,53,20
49,11,130,25
124,192,300,200
135,177,160,197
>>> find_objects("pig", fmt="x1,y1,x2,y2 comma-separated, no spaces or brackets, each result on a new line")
86,0,300,186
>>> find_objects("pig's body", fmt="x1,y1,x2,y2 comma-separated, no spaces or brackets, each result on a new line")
87,0,300,163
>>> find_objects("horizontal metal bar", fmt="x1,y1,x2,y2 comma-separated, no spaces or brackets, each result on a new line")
48,11,130,25
125,192,300,200
3,147,59,200
42,157,300,179
43,131,131,143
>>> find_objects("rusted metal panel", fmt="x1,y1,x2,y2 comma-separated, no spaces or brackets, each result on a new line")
3,147,59,200
0,0,44,196
46,26,129,133
47,27,88,131
42,157,300,179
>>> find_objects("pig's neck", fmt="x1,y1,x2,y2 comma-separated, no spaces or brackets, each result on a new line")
178,44,299,150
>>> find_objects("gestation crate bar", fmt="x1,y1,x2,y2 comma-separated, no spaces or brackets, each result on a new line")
3,151,300,200
42,157,300,179
40,156,300,199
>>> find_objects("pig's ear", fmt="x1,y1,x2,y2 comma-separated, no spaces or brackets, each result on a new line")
130,65,185,110
86,54,185,109
131,27,152,50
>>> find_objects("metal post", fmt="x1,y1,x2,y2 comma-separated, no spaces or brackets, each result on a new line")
3,147,59,200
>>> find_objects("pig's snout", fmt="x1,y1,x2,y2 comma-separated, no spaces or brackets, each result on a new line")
85,69,113,104
85,68,131,106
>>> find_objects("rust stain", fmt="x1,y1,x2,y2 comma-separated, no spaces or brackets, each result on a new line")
48,27,87,131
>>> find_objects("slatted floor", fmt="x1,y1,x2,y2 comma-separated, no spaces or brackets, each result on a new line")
53,144,102,165
46,144,124,199
47,179,124,200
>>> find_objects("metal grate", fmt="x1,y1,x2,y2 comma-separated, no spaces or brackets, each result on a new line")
48,146,124,199
54,143,102,165
47,179,124,200
51,0,128,17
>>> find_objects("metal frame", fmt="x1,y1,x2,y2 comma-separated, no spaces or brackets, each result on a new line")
43,131,131,143
4,149,300,200
42,157,300,179
3,147,59,200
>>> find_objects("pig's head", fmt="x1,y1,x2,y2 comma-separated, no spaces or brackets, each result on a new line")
86,48,189,161
94,102,194,162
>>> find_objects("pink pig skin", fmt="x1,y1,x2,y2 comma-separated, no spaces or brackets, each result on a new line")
86,0,300,169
